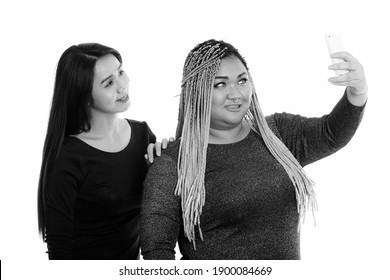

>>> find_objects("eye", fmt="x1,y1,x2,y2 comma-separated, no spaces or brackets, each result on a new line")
239,78,248,85
104,80,113,88
119,69,125,76
214,82,226,88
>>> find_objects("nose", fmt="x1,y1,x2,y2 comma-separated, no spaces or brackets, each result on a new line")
117,79,127,94
227,85,242,100
117,86,126,94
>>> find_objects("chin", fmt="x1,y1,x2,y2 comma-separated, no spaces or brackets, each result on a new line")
228,114,246,123
119,101,131,111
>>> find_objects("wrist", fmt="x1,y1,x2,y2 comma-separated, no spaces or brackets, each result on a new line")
346,86,368,107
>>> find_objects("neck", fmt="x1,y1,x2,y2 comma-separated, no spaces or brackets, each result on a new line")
86,109,121,138
208,120,249,144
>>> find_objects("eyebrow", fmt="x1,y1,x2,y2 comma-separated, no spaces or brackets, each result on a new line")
214,72,247,80
100,63,123,85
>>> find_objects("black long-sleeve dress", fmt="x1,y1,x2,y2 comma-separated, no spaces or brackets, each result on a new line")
45,120,156,259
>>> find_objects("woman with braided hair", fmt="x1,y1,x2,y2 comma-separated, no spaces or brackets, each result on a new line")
140,39,367,259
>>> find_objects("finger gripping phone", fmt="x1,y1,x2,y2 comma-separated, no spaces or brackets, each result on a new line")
324,34,348,75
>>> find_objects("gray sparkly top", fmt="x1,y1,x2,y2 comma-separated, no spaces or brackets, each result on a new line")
140,92,366,259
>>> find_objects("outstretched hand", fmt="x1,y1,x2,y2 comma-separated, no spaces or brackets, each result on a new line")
328,52,368,106
145,137,175,163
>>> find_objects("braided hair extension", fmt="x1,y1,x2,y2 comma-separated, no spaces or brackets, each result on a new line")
246,74,318,228
175,39,317,248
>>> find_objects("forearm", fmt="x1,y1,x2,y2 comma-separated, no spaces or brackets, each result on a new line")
326,88,366,146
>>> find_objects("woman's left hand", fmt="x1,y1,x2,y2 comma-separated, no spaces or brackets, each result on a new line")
145,137,175,163
328,51,368,106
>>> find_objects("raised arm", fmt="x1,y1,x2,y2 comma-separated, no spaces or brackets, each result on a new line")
268,52,367,166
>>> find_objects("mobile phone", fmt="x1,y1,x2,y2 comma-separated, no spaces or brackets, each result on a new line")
324,33,348,75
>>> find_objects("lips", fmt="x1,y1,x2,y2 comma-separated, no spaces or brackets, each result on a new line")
116,94,129,103
225,103,242,111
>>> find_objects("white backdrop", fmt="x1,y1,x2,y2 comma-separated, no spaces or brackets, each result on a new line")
1,0,389,277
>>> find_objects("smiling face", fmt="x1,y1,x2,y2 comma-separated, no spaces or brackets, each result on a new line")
90,54,130,115
210,55,252,130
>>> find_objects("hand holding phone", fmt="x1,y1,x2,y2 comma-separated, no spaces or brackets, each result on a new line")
324,34,348,75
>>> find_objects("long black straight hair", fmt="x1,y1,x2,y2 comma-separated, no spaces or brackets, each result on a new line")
37,43,122,239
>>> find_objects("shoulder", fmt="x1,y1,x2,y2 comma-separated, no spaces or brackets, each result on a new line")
265,113,282,138
47,137,85,181
265,114,277,130
54,137,84,164
145,140,179,189
61,137,83,155
125,119,156,143
148,138,181,171
162,138,181,159
125,118,150,130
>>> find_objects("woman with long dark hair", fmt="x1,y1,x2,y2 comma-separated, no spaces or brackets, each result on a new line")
38,43,164,259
